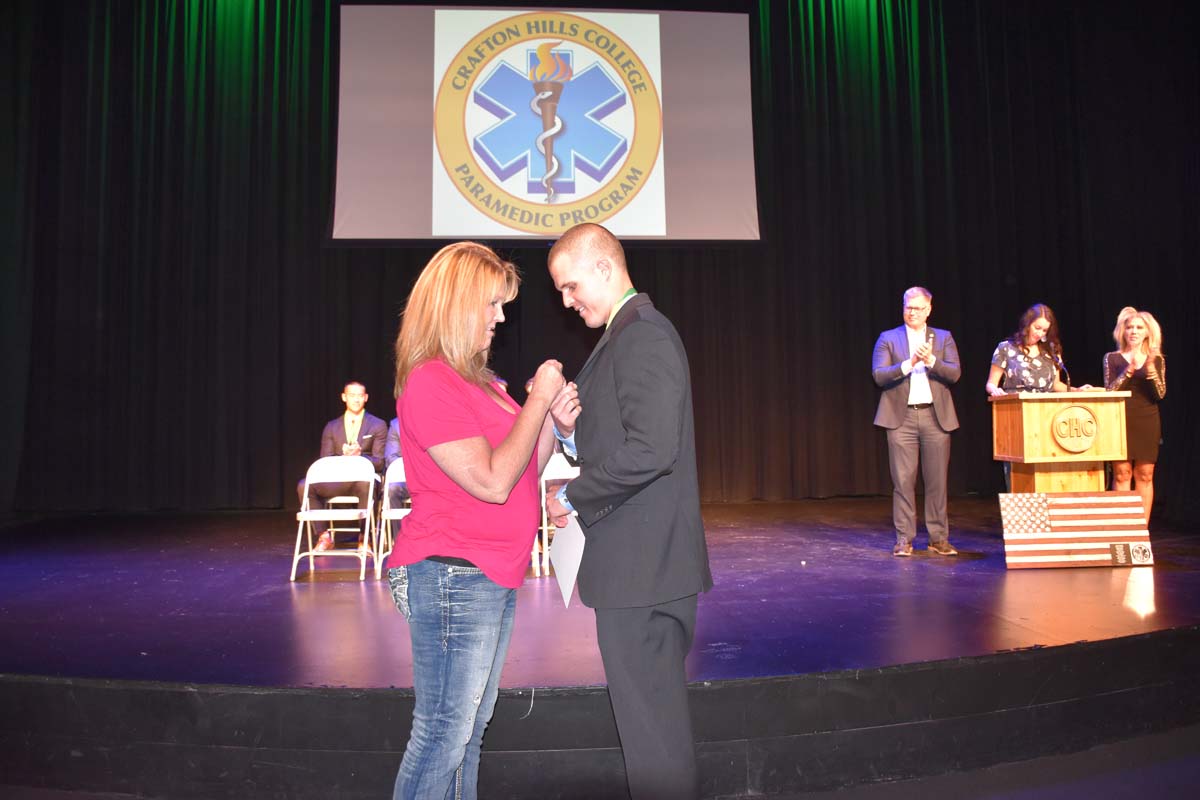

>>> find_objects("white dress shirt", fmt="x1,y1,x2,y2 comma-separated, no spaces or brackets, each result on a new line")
903,326,935,405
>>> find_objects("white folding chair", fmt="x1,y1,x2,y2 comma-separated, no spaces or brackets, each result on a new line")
377,457,412,579
536,452,580,577
292,455,377,581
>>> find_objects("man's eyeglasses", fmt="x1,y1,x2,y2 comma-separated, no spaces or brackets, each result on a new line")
904,305,930,313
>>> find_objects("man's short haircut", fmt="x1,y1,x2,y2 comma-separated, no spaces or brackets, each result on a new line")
343,381,367,394
549,223,627,273
903,286,932,305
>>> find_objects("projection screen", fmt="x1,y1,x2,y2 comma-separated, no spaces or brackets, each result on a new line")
332,6,759,240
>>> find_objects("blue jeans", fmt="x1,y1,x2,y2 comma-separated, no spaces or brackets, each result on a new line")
388,560,516,800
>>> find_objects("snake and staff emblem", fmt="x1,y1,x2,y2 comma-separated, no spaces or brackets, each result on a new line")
529,42,573,202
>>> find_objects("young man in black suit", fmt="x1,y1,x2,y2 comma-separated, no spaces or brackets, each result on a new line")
546,223,712,800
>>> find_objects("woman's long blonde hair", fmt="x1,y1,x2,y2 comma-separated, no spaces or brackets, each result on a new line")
1112,306,1163,356
394,242,519,396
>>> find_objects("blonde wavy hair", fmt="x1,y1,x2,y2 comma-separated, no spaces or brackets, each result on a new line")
394,242,519,395
1112,306,1163,356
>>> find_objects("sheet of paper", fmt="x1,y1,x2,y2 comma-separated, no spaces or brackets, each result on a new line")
548,514,585,608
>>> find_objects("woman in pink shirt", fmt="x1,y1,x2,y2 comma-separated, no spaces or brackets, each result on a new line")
386,242,578,800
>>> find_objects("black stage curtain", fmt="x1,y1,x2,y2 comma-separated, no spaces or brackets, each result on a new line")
4,1,1197,523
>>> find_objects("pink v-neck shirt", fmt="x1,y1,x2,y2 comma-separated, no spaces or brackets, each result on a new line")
387,359,541,588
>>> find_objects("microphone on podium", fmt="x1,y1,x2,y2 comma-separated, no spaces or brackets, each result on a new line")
1053,352,1072,388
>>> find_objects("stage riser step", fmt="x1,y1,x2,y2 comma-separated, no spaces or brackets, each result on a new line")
1,626,1197,798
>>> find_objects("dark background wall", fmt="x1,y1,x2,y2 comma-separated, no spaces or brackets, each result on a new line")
3,0,1196,522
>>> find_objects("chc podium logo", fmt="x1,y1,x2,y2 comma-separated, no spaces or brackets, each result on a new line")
1051,405,1098,453
433,11,664,236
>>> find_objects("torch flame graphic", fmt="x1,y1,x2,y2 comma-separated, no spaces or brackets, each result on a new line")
529,42,573,202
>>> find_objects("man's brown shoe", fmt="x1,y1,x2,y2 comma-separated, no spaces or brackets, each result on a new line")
929,540,958,556
893,541,913,557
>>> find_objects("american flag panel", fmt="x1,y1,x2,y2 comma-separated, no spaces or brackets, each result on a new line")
998,492,1152,569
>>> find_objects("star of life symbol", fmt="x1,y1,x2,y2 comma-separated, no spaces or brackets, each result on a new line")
472,46,628,202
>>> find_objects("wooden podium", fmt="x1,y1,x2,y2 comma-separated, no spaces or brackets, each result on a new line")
991,391,1152,569
990,390,1128,492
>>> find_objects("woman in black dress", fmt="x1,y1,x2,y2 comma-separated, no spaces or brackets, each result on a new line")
1104,307,1166,524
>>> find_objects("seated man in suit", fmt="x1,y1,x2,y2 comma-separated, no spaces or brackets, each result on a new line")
296,381,388,550
384,416,410,508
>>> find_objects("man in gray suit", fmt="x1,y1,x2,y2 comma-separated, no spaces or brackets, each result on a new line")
296,381,387,550
546,223,712,800
872,287,962,556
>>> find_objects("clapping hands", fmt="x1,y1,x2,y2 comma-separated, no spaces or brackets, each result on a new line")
911,342,934,368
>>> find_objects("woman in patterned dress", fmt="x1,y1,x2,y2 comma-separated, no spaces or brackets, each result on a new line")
986,303,1074,396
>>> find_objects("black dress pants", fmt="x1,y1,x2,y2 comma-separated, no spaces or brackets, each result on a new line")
594,594,700,800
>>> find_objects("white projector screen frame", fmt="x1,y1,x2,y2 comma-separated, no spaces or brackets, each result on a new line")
332,5,760,241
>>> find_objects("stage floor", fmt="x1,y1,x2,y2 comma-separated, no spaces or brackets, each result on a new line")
1,498,1198,690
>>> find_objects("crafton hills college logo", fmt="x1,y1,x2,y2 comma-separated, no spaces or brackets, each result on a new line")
434,11,663,235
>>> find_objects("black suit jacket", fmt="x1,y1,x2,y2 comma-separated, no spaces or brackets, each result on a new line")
319,412,388,472
566,294,712,609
